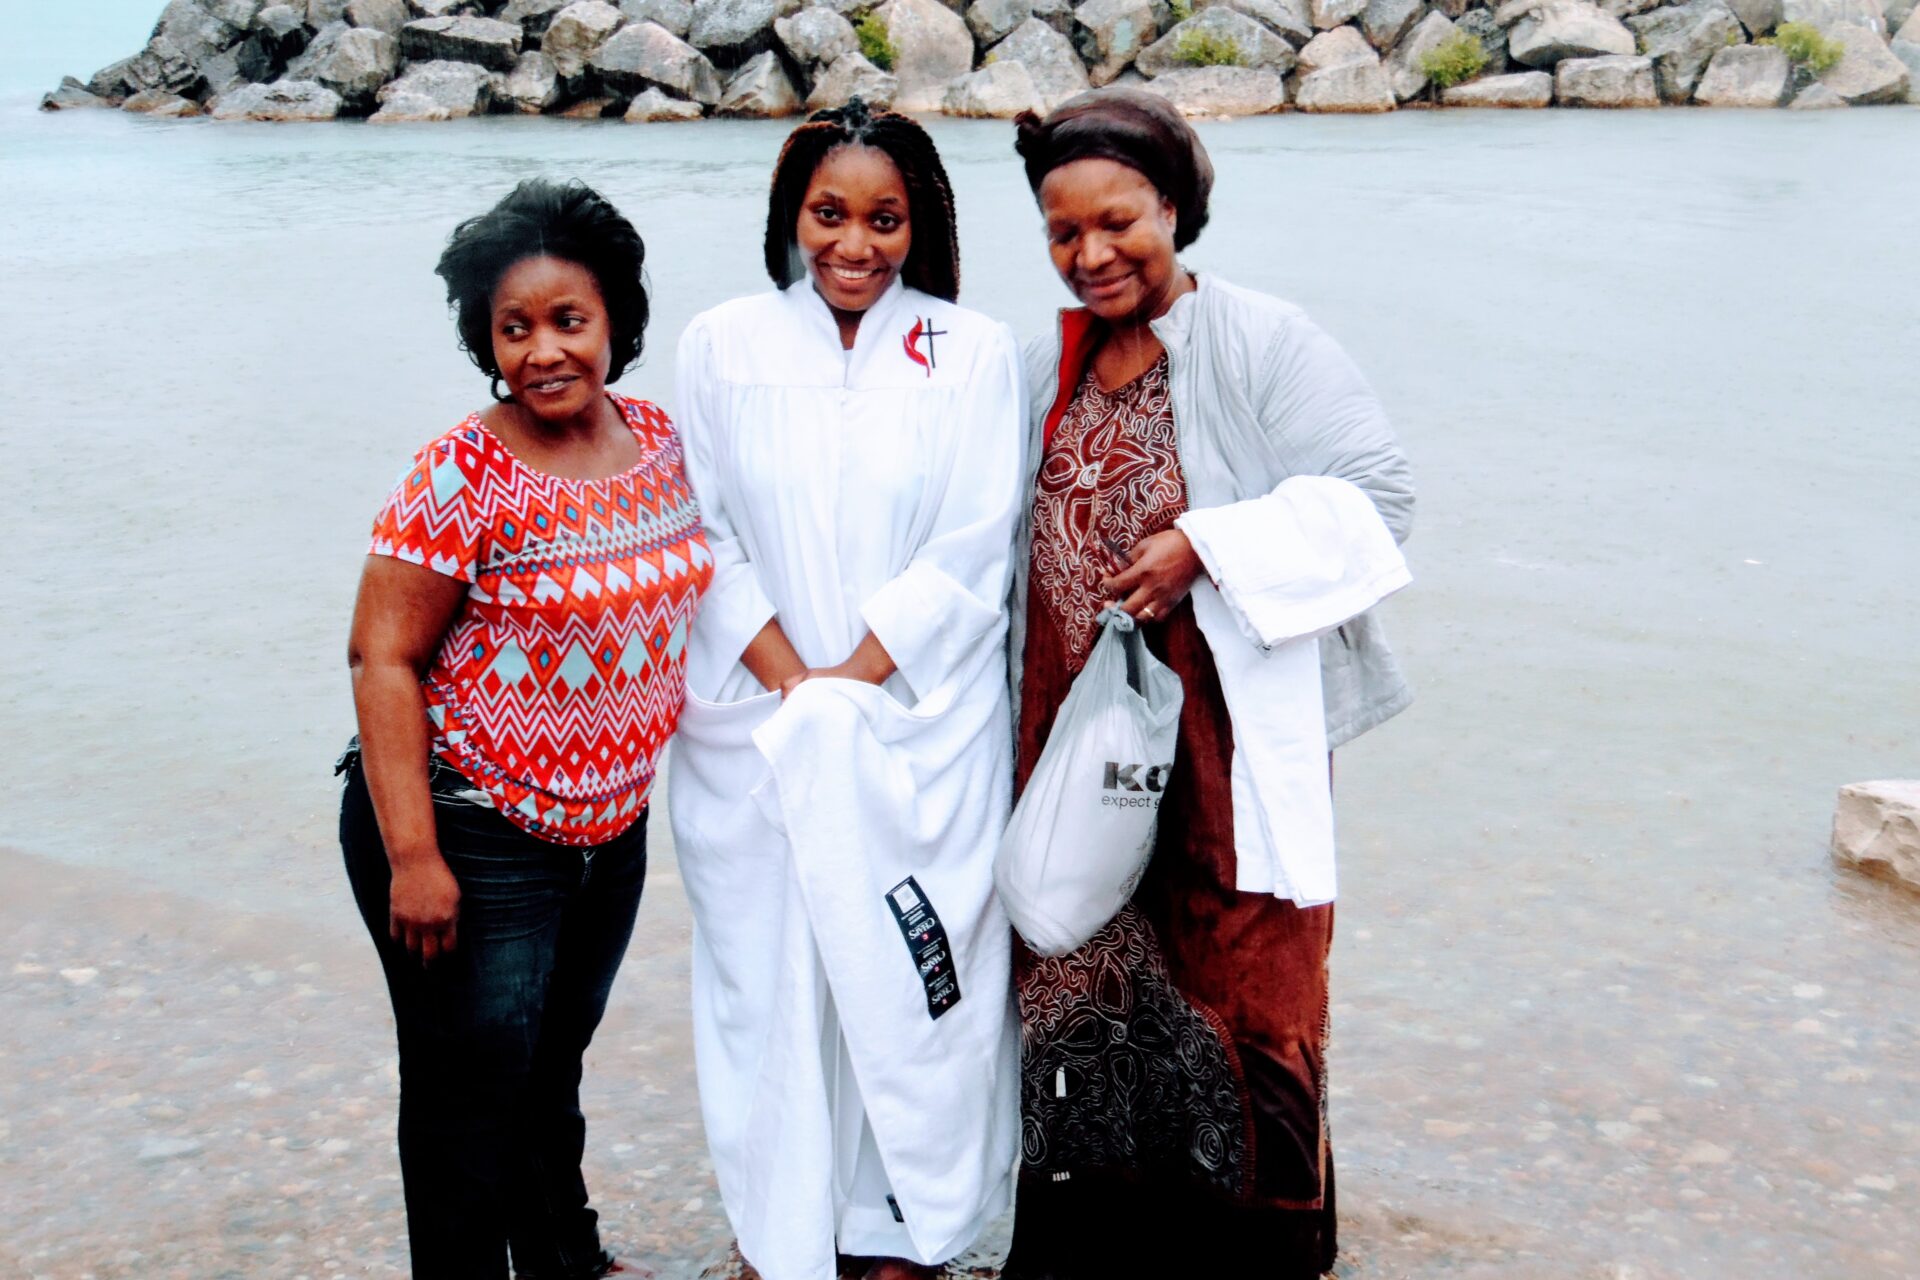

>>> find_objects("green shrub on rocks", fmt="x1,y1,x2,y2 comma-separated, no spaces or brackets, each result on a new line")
855,12,896,71
1763,22,1844,72
1170,0,1195,20
1420,30,1491,90
1174,28,1245,66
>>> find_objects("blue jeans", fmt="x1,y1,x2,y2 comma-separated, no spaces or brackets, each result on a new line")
339,750,646,1280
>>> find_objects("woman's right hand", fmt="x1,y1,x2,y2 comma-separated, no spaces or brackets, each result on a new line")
389,854,461,965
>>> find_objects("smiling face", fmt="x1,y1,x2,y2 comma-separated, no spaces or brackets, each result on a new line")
796,143,912,317
1038,158,1184,325
489,254,614,424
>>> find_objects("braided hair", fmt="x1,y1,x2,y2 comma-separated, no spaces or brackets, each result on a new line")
763,97,961,302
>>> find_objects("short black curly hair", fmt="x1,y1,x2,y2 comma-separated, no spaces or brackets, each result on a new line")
435,179,650,397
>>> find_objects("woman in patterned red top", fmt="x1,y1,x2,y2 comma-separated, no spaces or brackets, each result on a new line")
340,180,711,1280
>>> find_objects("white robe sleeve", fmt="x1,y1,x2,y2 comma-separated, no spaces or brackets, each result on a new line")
677,317,778,671
1176,475,1410,650
859,323,1025,701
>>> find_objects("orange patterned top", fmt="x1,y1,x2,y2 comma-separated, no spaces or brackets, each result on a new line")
368,395,713,845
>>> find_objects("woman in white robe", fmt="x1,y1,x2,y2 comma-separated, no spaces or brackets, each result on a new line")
669,102,1025,1280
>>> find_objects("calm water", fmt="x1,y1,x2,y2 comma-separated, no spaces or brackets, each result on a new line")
4,62,1920,1279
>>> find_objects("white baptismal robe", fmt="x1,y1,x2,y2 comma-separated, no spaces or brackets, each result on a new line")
670,279,1025,1280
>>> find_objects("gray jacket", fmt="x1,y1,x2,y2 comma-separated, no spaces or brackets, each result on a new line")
1013,273,1415,748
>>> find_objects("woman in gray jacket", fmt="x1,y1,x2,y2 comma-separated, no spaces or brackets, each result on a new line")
1002,89,1413,1279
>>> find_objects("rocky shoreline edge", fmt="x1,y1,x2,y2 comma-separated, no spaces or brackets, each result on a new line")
38,0,1920,125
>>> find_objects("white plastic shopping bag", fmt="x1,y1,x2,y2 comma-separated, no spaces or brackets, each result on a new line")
996,608,1184,957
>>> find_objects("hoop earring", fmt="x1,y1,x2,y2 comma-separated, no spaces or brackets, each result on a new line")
490,376,512,403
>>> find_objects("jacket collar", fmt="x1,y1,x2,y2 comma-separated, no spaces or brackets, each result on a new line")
1043,273,1206,446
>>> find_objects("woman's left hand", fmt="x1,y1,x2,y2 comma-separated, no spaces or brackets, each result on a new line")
1101,528,1206,623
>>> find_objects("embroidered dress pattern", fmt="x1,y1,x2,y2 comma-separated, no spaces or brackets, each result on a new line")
369,395,713,845
1029,355,1186,666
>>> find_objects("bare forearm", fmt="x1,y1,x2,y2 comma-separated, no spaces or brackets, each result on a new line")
741,617,808,692
350,661,442,869
833,632,897,686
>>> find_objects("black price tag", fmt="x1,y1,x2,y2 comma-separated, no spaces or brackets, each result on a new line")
885,876,961,1021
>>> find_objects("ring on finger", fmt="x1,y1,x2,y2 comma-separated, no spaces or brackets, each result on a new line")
1140,603,1156,620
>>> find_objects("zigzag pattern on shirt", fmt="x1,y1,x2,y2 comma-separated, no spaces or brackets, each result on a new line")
368,397,713,846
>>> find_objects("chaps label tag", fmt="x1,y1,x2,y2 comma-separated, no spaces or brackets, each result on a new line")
885,876,961,1021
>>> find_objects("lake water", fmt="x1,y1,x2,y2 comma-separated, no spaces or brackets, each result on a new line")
4,25,1920,1279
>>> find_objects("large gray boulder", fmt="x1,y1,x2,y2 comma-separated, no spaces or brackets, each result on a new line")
545,2,628,77
88,57,141,101
1073,0,1162,83
688,0,798,63
967,0,1035,44
401,16,524,70
1899,6,1920,35
1198,0,1314,44
151,0,248,65
943,59,1047,113
211,77,345,117
623,0,696,35
250,3,308,66
775,6,857,67
625,84,706,114
806,49,899,105
593,20,726,100
1311,0,1368,27
372,58,493,117
306,0,349,20
1780,0,1884,29
501,0,575,40
123,87,203,114
1140,62,1289,109
1509,0,1634,64
1817,22,1911,99
1624,0,1743,100
1456,8,1511,71
1726,0,1781,33
986,17,1091,108
347,0,409,32
1893,37,1920,101
1362,0,1426,49
1890,0,1920,34
1833,782,1920,893
1386,9,1457,96
1788,79,1846,102
1297,22,1375,70
876,0,976,107
308,25,400,101
284,19,348,78
718,48,803,111
1440,66,1552,99
1553,50,1657,101
500,48,562,108
41,77,114,110
1693,40,1790,101
1295,56,1397,104
1137,8,1297,73
124,37,208,98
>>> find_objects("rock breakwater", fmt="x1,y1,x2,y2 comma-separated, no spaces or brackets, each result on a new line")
40,0,1920,120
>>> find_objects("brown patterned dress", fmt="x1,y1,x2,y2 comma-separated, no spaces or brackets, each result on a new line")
1007,353,1337,1278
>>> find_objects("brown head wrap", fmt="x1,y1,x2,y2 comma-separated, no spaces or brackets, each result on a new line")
1013,88,1215,251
